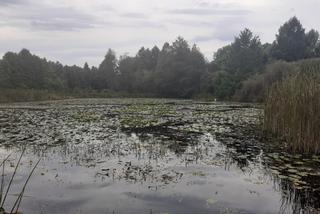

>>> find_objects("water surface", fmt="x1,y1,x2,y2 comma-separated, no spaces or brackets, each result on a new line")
0,99,319,214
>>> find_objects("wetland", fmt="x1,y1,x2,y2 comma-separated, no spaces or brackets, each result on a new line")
0,98,319,214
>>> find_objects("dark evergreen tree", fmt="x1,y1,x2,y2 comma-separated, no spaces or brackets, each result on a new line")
97,49,118,90
272,17,319,61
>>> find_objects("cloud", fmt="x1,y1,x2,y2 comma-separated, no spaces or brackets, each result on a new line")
0,0,26,6
30,20,94,31
0,0,319,66
0,1,98,31
121,12,147,19
167,8,251,16
26,6,98,31
213,30,237,41
192,34,215,43
192,31,237,43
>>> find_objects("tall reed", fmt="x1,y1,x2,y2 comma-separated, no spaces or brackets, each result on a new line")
0,150,40,214
264,59,320,154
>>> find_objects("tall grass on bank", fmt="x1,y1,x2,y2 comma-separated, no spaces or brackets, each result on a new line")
264,60,320,154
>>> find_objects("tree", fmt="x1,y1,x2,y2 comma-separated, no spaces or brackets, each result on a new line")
305,29,320,58
97,49,118,90
118,55,137,92
0,49,62,90
83,62,90,72
211,71,236,100
212,29,266,100
215,29,266,80
154,37,206,98
271,16,319,61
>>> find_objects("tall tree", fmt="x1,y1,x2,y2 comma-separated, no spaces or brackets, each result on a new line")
154,37,206,98
118,55,137,92
97,49,118,90
215,28,265,79
272,16,319,61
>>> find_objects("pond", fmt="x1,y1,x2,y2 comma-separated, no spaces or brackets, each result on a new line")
0,98,319,214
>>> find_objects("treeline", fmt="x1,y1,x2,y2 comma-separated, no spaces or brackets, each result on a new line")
1,16,320,102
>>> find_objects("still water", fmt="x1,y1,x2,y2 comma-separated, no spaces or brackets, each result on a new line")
0,99,319,214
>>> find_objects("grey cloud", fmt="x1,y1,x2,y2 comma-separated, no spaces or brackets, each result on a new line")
213,17,248,41
167,19,213,28
213,30,237,41
124,20,165,29
0,0,98,31
1,1,159,31
192,34,215,43
197,1,210,7
0,0,26,6
121,12,147,19
192,32,235,43
29,6,98,31
31,20,94,31
105,19,165,29
26,6,97,31
26,6,93,21
193,16,249,43
168,8,251,16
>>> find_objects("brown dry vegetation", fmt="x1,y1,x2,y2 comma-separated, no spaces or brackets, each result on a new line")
264,59,320,154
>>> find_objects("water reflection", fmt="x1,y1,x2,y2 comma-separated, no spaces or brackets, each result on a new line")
0,99,319,214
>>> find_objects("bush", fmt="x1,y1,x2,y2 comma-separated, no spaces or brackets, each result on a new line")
233,61,297,102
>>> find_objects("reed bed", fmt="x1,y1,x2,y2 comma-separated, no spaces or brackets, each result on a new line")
264,59,320,154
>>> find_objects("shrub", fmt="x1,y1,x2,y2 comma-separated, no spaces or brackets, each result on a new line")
233,61,297,102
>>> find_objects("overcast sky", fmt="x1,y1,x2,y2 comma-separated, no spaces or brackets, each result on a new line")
0,0,319,66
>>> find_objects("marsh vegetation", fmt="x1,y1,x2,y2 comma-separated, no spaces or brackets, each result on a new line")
0,99,319,214
264,59,320,154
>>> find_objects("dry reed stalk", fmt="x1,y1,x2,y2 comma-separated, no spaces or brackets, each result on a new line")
264,59,320,154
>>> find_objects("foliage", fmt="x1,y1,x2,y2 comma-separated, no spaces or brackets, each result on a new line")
214,29,266,79
233,61,298,102
212,29,267,100
271,17,320,61
0,49,63,90
153,37,206,98
97,49,118,90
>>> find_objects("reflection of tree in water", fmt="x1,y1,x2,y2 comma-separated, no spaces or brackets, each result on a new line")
2,101,320,213
21,129,320,213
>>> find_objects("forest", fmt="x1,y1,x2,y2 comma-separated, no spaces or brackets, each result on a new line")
1,16,320,102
